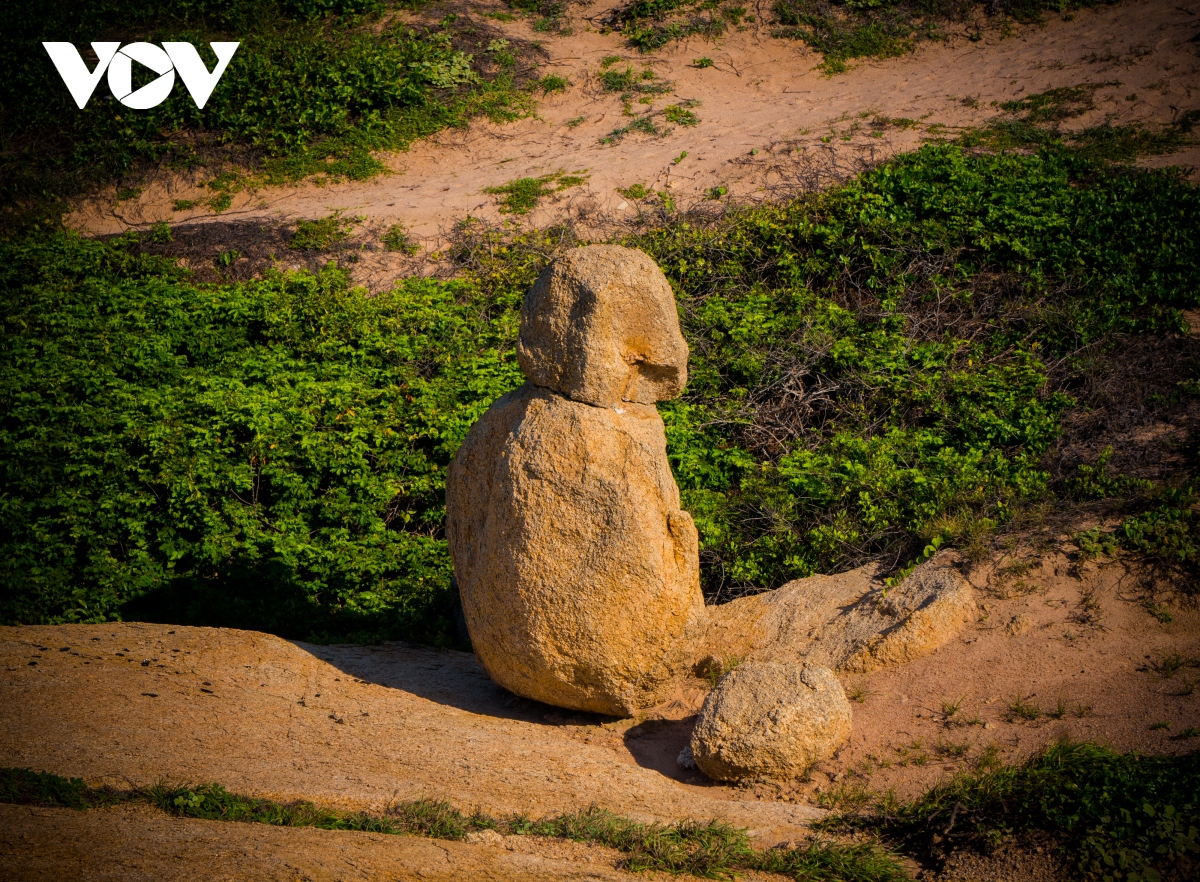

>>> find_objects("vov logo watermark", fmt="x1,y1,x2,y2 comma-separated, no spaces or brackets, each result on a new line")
43,42,240,110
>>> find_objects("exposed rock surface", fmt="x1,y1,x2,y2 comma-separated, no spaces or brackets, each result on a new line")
1,803,637,882
699,559,976,674
516,245,688,408
0,624,824,837
446,246,704,716
690,661,852,781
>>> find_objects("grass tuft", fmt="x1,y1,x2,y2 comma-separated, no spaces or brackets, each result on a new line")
382,223,421,255
755,838,910,881
847,680,872,703
531,74,571,94
484,171,588,214
291,212,360,250
1007,694,1043,722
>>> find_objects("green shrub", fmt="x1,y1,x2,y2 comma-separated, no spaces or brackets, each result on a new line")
2,144,1198,635
631,145,1200,595
1066,448,1154,501
0,0,527,225
1118,487,1200,582
0,231,522,642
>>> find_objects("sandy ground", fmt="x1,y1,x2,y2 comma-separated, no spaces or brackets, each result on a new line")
0,622,822,842
796,553,1200,802
2,555,1198,880
0,803,641,882
66,0,1200,289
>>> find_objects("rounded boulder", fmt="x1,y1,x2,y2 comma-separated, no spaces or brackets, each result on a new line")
689,661,851,781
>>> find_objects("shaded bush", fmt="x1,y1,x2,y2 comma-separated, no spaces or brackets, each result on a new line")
0,232,521,641
2,144,1198,636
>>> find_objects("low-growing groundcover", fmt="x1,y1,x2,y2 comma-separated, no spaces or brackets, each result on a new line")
2,143,1199,640
833,741,1200,882
0,241,513,642
4,745,1197,880
636,144,1200,599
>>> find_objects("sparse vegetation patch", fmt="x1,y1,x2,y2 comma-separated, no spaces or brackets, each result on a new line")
608,0,753,53
382,223,421,255
960,83,1199,162
833,741,1200,882
2,0,535,229
290,211,359,250
484,171,588,214
0,767,908,881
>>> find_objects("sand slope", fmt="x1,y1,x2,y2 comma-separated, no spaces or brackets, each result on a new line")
67,0,1200,289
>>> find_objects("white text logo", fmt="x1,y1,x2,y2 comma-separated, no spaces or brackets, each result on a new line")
42,42,240,110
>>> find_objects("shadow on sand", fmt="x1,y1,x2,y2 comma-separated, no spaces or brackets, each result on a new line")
302,640,718,787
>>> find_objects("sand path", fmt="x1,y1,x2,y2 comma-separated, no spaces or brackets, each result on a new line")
68,0,1200,285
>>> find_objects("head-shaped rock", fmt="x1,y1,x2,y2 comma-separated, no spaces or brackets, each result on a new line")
517,245,688,407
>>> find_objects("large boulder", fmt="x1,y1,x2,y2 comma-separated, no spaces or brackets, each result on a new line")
446,246,704,716
689,661,851,781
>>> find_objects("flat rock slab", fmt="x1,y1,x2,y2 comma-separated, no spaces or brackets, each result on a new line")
0,624,821,842
0,804,634,882
701,561,975,673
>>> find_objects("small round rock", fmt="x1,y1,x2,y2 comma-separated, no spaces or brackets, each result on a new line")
689,660,851,781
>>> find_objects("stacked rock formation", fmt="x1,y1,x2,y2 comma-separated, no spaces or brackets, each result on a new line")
447,243,978,781
445,245,706,717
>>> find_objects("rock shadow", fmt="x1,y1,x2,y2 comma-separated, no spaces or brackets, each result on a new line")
622,717,720,788
299,640,620,728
